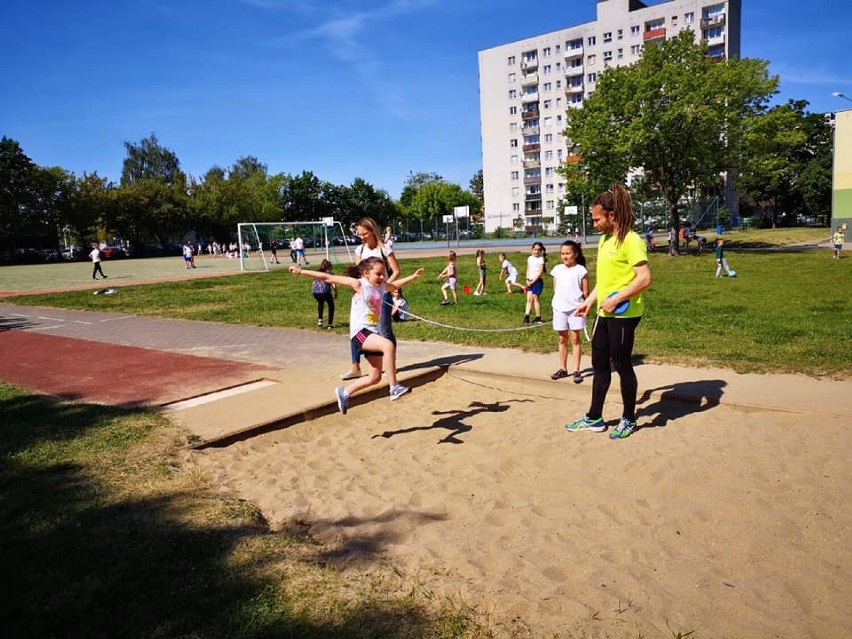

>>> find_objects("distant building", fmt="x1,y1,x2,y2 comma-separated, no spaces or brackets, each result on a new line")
478,0,741,234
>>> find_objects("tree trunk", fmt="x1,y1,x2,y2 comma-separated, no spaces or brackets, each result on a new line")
668,199,680,256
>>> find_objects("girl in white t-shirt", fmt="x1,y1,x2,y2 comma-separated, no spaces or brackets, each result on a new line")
289,257,424,414
523,242,546,324
549,240,589,384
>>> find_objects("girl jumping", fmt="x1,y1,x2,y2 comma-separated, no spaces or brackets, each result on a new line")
290,258,424,413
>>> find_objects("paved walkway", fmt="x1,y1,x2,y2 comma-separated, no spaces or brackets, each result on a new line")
2,301,850,448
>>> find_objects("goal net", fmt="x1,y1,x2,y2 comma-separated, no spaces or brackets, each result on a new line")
236,220,355,272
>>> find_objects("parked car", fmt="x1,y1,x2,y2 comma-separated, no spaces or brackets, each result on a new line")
40,249,62,262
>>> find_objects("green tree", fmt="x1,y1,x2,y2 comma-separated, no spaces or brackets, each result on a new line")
0,136,37,249
468,169,484,223
562,31,777,252
120,134,182,187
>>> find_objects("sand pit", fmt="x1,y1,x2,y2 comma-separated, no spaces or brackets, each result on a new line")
193,371,852,637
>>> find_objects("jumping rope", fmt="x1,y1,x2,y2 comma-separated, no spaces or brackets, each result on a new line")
383,298,548,333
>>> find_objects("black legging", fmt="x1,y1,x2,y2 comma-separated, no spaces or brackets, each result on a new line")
313,292,334,325
92,262,106,279
587,316,641,421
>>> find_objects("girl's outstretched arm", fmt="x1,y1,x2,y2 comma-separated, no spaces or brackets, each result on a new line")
289,265,358,290
387,268,425,291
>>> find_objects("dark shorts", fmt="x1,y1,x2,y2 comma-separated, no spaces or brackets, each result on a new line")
527,279,544,296
351,328,383,357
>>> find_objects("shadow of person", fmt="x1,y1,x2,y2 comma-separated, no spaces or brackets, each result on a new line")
396,352,484,374
372,398,531,444
637,379,727,428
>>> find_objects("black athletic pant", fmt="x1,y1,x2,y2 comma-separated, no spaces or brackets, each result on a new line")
588,316,641,421
313,292,334,325
92,262,106,279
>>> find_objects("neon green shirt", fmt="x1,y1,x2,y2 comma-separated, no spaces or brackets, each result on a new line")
596,230,648,318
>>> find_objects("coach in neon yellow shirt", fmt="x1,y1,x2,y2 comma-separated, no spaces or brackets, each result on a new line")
566,184,653,439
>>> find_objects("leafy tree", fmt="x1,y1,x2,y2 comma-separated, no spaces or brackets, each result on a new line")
120,134,181,187
280,171,323,222
0,137,37,249
562,31,777,252
399,171,444,212
468,169,484,222
795,109,833,224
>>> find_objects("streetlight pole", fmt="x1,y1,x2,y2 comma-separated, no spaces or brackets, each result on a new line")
833,92,852,105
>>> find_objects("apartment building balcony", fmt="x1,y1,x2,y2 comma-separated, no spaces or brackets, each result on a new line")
705,34,725,47
524,176,541,186
523,159,541,169
520,73,539,86
564,83,584,95
521,57,539,70
564,46,583,60
521,109,540,120
521,90,539,103
564,64,583,77
701,13,725,27
567,154,583,163
522,125,540,135
525,192,542,201
643,27,666,41
522,143,540,153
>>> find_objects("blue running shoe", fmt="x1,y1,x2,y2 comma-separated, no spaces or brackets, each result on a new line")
565,415,606,432
609,417,637,439
335,386,348,415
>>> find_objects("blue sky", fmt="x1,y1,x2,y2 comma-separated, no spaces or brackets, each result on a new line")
1,0,850,198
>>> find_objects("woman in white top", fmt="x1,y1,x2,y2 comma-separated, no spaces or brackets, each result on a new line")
290,257,424,413
89,243,108,280
341,218,402,380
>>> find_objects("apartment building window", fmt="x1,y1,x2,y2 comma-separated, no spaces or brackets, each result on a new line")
513,203,520,212
509,106,518,115
705,26,723,40
507,55,516,65
570,94,583,104
508,72,517,82
543,116,553,127
558,183,565,192
509,89,517,99
684,12,694,24
542,47,551,57
557,149,563,159
546,200,555,210
511,155,519,164
631,25,640,36
543,82,552,92
555,44,561,52
603,51,613,62
545,167,555,177
556,114,562,124
510,139,518,148
587,36,596,46
543,99,552,109
587,54,596,65
570,76,583,88
587,72,597,83
556,62,562,71
617,48,624,60
543,64,552,75
545,184,554,193
511,170,519,180
631,44,641,55
510,122,517,132
603,31,612,43
568,38,582,50
617,29,623,40
646,18,664,31
511,186,520,197
555,80,562,89
671,15,678,26
543,133,552,143
556,97,562,106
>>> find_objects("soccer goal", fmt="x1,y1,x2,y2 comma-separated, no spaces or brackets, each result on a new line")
236,219,354,272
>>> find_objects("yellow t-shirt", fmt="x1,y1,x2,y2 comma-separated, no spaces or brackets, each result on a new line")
596,230,648,318
833,231,844,246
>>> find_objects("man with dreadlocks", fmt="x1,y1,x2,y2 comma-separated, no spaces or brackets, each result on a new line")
565,184,653,439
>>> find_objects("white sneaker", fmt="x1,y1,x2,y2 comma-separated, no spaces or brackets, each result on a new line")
473,291,481,296
335,386,348,415
389,384,411,401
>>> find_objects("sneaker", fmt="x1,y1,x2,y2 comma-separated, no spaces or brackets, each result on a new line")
550,368,568,380
335,387,348,415
533,317,543,324
326,324,334,330
317,318,323,327
523,315,530,324
565,415,606,433
572,370,583,384
473,291,481,296
440,299,451,306
340,369,362,380
389,384,411,401
610,417,637,439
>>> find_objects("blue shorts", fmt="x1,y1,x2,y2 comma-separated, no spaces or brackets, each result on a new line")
351,328,382,356
527,279,544,296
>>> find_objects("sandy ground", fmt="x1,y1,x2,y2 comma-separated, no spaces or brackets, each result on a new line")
193,370,852,638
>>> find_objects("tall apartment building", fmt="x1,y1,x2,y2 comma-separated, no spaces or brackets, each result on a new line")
478,0,741,234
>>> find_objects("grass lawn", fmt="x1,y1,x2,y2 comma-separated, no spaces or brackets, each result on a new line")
9,229,850,378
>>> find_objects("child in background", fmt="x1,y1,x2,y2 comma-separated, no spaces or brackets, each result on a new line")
474,249,487,296
523,242,546,324
498,252,525,294
437,251,458,306
289,257,425,413
391,288,409,321
311,259,337,328
549,240,589,384
714,238,736,277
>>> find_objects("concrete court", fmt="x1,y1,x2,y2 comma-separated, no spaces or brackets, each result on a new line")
2,301,850,450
